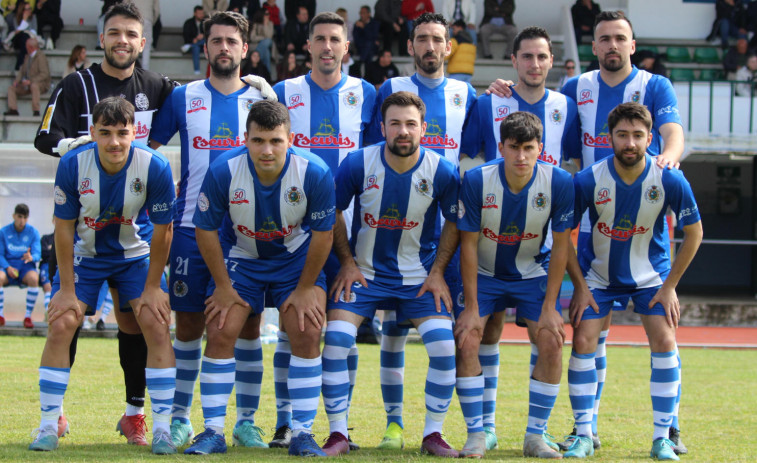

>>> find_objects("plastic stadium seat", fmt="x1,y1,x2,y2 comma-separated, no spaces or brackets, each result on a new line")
697,69,722,81
665,46,692,63
669,68,695,81
636,45,659,55
693,47,721,64
578,44,594,62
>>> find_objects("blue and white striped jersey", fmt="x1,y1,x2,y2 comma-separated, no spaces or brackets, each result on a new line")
461,88,581,164
273,72,376,175
573,154,700,290
561,67,682,167
458,160,574,280
53,142,176,260
149,79,265,229
335,143,459,286
193,147,335,264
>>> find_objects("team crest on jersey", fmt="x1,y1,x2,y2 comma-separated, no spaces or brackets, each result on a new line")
188,97,206,113
230,188,249,205
244,99,256,111
483,193,498,209
79,178,95,195
495,105,510,122
457,200,465,219
532,192,549,211
365,175,379,191
129,178,144,195
645,185,662,204
173,280,188,297
285,186,303,206
414,178,432,196
456,292,464,308
54,186,66,205
578,89,594,106
550,109,563,124
343,91,359,106
288,94,304,110
198,192,210,212
134,93,149,111
339,288,357,303
631,91,641,103
450,93,464,108
596,187,612,205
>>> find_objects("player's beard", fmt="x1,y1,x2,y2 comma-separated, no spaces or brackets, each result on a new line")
415,50,443,75
104,45,139,70
600,51,627,72
315,53,341,75
386,136,419,157
613,144,645,168
210,53,240,78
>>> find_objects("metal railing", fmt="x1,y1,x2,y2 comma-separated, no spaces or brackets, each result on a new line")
673,80,756,135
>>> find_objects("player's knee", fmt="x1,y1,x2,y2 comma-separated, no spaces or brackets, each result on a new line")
48,312,80,338
536,331,562,358
571,330,597,354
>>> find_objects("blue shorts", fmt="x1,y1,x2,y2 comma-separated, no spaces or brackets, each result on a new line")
469,274,561,327
328,278,452,323
4,259,37,286
581,286,665,320
170,227,212,312
51,256,167,316
39,262,51,286
208,256,327,314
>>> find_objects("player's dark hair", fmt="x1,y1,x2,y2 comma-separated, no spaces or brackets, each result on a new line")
411,12,449,41
499,111,543,145
607,102,653,132
92,96,136,127
246,100,291,132
14,203,29,217
513,26,552,56
103,2,144,30
381,91,426,123
594,10,634,36
310,11,347,38
205,11,249,44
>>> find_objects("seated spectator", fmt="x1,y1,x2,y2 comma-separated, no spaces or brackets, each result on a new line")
262,0,283,51
34,0,61,49
0,204,42,329
365,48,399,89
401,0,434,35
284,0,315,23
181,5,206,75
4,1,37,71
479,0,517,59
724,38,754,79
4,36,49,117
203,0,228,16
708,0,747,50
443,0,477,45
249,8,275,72
335,7,353,43
447,19,475,83
571,0,599,45
353,5,380,64
284,5,308,56
63,44,90,76
633,49,667,77
341,49,362,77
276,50,306,82
735,53,757,96
241,49,272,82
374,0,408,56
557,58,576,91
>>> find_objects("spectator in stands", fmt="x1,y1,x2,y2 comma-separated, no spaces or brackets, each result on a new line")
374,0,408,56
633,49,667,77
181,5,206,75
557,58,575,91
96,0,120,50
708,0,747,50
284,0,314,23
353,5,380,65
284,5,309,55
249,8,275,72
443,0,477,45
263,0,283,52
34,0,62,50
203,0,229,16
335,7,353,43
447,19,475,83
401,0,434,35
341,49,362,77
63,44,90,76
276,50,306,82
365,48,398,88
5,1,37,71
230,0,260,19
735,53,757,95
479,0,516,60
723,37,754,79
127,0,159,69
4,36,49,116
571,0,599,45
241,48,272,82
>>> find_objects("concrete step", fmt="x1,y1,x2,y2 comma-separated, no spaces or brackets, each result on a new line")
44,25,186,53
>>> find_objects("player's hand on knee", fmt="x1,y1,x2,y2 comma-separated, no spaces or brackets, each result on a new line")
204,286,250,330
650,286,679,328
136,285,171,326
6,265,19,279
47,289,82,324
569,285,599,328
538,306,566,346
241,74,277,101
329,262,367,303
281,286,325,332
485,78,514,98
454,306,483,350
417,271,452,314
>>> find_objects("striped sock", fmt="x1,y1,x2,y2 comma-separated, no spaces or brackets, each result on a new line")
146,367,176,434
671,348,681,430
273,331,292,428
235,338,263,425
322,320,357,437
347,343,358,411
526,378,560,435
418,318,456,437
172,338,202,424
479,343,499,429
25,287,39,318
380,311,409,428
568,350,597,437
289,355,322,437
529,343,539,377
651,351,680,440
43,291,51,312
592,329,609,434
0,286,4,318
100,291,114,320
39,367,70,429
457,375,485,433
200,356,235,432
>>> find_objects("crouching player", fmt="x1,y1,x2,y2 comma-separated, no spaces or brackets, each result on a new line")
189,100,335,456
30,97,177,454
455,111,575,459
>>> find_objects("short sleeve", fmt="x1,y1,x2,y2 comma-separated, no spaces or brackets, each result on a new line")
456,168,482,232
145,157,176,225
334,153,361,211
149,90,179,146
192,162,231,231
53,154,82,220
435,157,460,223
550,169,575,232
664,170,701,228
304,164,336,232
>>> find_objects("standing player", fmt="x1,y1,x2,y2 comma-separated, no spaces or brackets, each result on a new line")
271,11,376,449
458,25,580,451
0,204,41,329
188,100,335,456
456,112,575,459
33,3,177,445
29,97,177,454
320,92,460,457
148,11,270,450
565,102,702,460
367,13,476,448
